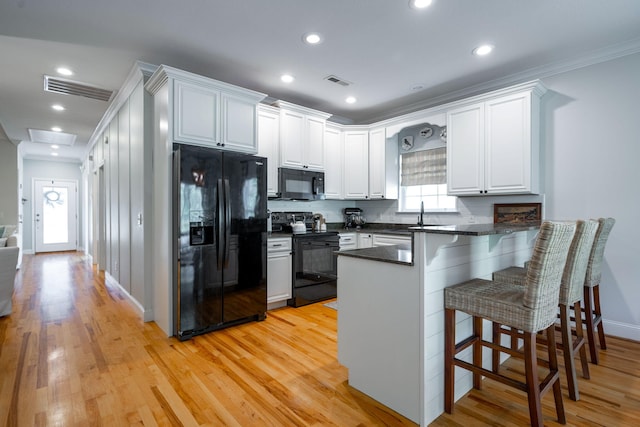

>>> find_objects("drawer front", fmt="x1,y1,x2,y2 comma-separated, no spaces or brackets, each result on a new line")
268,237,292,252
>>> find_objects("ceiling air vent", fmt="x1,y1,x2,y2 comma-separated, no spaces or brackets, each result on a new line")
44,75,115,102
324,75,351,87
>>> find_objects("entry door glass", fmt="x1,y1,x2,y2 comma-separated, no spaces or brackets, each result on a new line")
35,179,77,253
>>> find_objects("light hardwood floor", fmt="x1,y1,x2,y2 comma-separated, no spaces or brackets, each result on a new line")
1,252,638,426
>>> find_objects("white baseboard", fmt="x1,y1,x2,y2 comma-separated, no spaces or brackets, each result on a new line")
23,249,34,255
603,318,640,342
104,272,151,322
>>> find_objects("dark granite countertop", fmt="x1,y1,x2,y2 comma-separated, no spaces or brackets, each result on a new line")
335,243,413,266
408,222,541,236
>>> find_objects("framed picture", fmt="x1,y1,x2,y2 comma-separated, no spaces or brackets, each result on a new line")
493,203,542,224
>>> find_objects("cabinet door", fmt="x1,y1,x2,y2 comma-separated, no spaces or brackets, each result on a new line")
485,92,532,194
267,251,292,302
267,238,292,303
343,131,369,199
257,108,280,197
446,102,485,195
174,80,220,145
221,93,258,153
280,109,305,169
305,116,325,171
324,126,343,199
368,127,386,199
357,233,373,248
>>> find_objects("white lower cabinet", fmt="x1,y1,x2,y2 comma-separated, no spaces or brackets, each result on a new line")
267,237,292,307
357,233,373,248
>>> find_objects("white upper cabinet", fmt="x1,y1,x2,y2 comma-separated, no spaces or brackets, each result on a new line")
446,81,546,196
324,124,343,199
278,101,331,171
257,105,280,197
368,127,398,200
175,80,220,145
147,65,266,153
446,103,484,195
343,129,370,199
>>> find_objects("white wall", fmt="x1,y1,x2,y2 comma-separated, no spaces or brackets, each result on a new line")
539,52,640,340
0,138,18,226
22,159,82,253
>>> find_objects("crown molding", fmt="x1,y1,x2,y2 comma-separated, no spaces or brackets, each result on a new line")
364,37,640,124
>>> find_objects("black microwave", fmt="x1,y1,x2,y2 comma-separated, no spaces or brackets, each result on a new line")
276,167,325,200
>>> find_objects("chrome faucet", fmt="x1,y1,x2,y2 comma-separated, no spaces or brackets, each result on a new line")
417,201,424,226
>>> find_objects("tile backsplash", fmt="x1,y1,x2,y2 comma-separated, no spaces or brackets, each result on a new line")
268,194,545,226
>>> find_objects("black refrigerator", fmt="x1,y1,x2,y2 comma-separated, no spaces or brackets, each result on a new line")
173,144,268,341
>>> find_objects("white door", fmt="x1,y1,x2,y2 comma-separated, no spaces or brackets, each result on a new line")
34,179,78,253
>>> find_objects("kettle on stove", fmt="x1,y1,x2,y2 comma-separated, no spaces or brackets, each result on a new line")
290,215,307,234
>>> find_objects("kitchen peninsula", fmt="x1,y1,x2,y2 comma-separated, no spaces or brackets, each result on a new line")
336,222,540,425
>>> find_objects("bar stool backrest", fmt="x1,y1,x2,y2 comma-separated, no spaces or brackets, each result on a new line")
584,218,615,288
559,220,599,305
523,221,576,328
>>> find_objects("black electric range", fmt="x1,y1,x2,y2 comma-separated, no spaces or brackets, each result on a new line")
270,211,339,307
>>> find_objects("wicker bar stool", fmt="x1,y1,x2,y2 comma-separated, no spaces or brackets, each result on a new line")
582,217,615,364
444,221,576,427
492,219,598,401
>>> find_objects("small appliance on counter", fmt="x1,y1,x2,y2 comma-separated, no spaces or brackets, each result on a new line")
344,207,365,229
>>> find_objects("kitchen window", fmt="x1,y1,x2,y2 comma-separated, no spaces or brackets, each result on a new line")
398,147,457,212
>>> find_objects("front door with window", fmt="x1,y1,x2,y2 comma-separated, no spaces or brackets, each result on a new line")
34,179,78,253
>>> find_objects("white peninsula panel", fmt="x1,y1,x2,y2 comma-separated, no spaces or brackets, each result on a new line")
337,225,538,425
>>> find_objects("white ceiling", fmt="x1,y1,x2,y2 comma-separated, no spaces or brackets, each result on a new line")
1,0,640,162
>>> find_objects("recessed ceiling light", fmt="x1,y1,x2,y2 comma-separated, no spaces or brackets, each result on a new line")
473,44,494,56
303,33,322,45
56,67,73,76
409,0,433,9
281,74,295,83
51,152,59,157
51,144,60,149
345,96,357,104
51,126,62,132
52,104,65,111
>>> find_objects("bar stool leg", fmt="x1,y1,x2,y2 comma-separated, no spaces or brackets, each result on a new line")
574,301,590,379
584,286,599,364
559,304,579,401
473,316,483,390
593,284,607,350
492,322,501,373
444,308,455,414
523,331,544,427
546,324,567,425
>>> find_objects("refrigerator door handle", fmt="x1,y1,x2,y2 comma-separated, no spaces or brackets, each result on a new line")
223,179,231,268
216,178,225,269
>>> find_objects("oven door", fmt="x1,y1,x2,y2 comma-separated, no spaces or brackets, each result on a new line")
289,234,339,306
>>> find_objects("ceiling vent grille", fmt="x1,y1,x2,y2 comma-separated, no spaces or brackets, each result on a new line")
44,75,114,102
324,75,351,87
